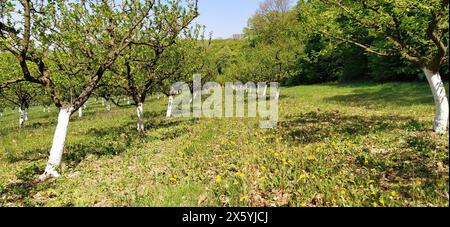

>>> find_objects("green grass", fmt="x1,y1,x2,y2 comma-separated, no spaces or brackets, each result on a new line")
0,82,448,207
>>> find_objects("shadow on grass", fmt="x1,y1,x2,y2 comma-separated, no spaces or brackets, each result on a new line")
64,115,192,166
0,164,51,207
279,111,426,145
354,130,448,200
325,83,435,108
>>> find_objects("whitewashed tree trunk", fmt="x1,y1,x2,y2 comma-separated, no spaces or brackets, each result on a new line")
19,108,25,128
166,95,174,118
40,108,72,180
275,87,280,100
106,99,111,112
424,68,449,133
262,84,268,97
127,97,131,105
102,98,105,106
78,107,83,118
24,108,29,121
137,102,144,132
47,106,51,113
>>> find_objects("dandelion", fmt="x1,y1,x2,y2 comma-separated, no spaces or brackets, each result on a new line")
306,155,316,160
414,179,422,186
235,172,245,178
390,191,398,198
274,152,280,157
240,195,248,202
299,174,307,180
379,199,385,206
281,158,287,164
215,175,222,183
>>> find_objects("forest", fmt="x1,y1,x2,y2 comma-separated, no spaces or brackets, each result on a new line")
0,0,448,207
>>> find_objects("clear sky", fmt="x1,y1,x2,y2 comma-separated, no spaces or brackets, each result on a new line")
195,0,265,39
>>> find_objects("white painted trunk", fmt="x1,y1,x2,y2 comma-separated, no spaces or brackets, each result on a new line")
102,98,105,106
40,108,72,180
78,107,83,118
24,108,29,121
262,84,268,97
127,97,131,105
424,68,449,133
47,106,51,113
106,100,111,112
166,96,174,118
275,88,280,100
137,102,144,132
19,108,25,128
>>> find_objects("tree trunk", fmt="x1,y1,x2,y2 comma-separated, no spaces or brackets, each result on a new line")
106,99,111,112
78,107,83,118
40,108,72,180
47,106,51,113
166,95,174,118
127,97,131,105
137,102,144,132
262,84,268,97
275,87,280,100
102,98,105,106
24,108,29,121
19,108,25,128
423,68,449,134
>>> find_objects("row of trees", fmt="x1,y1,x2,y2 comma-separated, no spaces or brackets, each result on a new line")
1,0,448,179
0,0,201,180
212,0,448,133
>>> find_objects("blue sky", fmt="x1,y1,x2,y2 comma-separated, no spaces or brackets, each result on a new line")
195,0,265,39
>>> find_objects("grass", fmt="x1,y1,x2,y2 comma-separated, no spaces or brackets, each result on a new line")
0,82,448,207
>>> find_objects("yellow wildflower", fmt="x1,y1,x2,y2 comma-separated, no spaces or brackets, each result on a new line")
299,174,307,180
390,191,398,198
215,175,222,183
240,195,248,202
